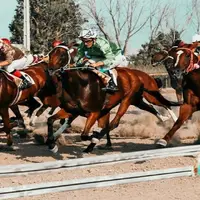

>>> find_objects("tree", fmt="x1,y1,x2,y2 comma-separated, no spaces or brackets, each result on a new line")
81,0,151,56
9,0,86,53
129,29,181,66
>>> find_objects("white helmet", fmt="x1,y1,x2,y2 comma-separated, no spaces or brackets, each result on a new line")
192,34,200,42
78,29,97,39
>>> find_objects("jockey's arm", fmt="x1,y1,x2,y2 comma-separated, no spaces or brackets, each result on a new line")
0,60,11,67
0,49,14,67
98,40,115,67
89,61,104,68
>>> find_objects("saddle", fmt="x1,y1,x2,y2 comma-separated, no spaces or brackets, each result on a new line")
0,69,22,86
83,59,118,86
0,69,34,89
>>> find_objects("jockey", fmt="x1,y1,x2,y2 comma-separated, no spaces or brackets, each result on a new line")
77,29,129,92
0,38,32,90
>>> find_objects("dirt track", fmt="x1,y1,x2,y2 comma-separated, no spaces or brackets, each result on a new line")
1,88,200,200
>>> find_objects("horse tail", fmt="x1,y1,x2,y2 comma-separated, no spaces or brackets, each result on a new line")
153,77,163,88
143,88,182,106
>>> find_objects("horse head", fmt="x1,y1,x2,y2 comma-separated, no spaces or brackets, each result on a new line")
169,47,199,73
48,45,72,73
151,49,169,66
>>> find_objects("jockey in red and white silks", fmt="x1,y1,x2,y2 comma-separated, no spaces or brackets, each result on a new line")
0,38,33,90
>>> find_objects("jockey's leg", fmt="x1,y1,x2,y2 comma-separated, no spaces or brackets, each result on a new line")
6,57,32,90
101,54,128,92
12,70,32,90
102,69,118,92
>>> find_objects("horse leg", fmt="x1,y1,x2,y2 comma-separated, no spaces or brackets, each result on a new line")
81,112,101,141
10,105,26,128
85,113,111,153
83,112,111,153
46,109,74,153
156,103,194,147
143,93,177,122
98,113,111,148
24,97,41,118
109,95,135,130
30,104,49,126
175,89,183,103
135,99,169,122
0,107,12,146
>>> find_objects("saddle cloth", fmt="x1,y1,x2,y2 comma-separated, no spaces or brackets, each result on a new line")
0,69,35,88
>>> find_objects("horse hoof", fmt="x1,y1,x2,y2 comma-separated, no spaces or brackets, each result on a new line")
49,144,58,153
156,139,168,147
83,149,90,154
109,123,118,130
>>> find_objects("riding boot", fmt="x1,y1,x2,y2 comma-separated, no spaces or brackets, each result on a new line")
12,70,32,90
19,75,32,90
102,71,118,92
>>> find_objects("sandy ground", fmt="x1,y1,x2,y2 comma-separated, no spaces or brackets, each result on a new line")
1,88,200,200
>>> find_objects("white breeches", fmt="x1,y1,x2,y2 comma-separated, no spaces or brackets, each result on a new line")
109,54,129,69
5,54,34,73
87,54,129,71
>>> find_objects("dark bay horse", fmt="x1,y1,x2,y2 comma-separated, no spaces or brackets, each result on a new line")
45,45,181,153
154,47,200,147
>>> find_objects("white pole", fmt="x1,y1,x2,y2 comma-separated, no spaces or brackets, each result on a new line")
23,0,30,51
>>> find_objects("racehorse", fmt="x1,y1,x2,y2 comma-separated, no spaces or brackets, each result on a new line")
154,47,200,146
151,41,200,103
0,52,46,128
0,60,57,146
45,45,181,153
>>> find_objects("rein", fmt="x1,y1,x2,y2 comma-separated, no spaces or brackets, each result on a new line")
49,45,95,75
152,49,174,66
48,45,73,75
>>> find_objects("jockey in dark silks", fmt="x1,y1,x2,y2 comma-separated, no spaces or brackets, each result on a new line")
76,29,129,92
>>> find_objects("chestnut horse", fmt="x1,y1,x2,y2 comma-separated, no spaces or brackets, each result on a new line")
0,60,56,146
45,45,181,153
151,41,200,102
154,47,200,146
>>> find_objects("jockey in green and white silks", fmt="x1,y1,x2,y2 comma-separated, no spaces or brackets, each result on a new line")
77,29,129,92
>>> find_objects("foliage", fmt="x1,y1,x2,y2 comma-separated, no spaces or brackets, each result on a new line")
129,29,181,67
9,0,86,54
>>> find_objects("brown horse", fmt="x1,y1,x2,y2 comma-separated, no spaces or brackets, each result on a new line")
45,45,181,153
151,41,200,102
154,47,200,146
0,60,57,146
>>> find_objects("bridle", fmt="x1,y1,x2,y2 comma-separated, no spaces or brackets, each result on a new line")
173,48,197,74
152,49,174,66
48,45,73,74
48,45,94,75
